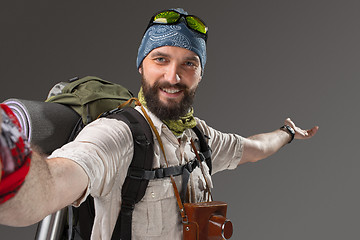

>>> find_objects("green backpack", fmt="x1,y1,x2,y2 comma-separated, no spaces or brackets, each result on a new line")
46,75,134,125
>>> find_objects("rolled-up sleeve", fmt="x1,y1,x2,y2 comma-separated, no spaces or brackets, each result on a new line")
195,118,244,174
48,118,134,205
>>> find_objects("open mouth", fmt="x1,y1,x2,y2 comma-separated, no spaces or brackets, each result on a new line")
157,82,187,100
161,88,182,94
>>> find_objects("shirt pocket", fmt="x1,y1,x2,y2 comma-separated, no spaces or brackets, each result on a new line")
132,179,180,236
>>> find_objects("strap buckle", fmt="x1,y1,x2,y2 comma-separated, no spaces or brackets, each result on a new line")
184,159,199,172
154,168,164,178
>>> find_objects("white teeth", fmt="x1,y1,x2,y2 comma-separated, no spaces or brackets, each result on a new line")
162,88,180,94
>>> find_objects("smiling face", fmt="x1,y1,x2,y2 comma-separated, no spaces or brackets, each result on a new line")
139,46,202,120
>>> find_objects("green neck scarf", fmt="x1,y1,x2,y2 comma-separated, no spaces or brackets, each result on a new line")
138,88,197,137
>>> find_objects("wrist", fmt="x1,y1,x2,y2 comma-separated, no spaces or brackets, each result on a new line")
280,125,295,144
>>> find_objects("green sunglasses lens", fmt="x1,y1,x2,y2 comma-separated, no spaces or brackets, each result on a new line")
153,11,180,24
186,16,208,34
151,11,208,36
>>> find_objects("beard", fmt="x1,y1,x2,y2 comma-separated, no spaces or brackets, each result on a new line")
141,77,197,121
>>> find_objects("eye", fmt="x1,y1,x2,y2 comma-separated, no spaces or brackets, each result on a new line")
185,61,195,67
155,57,167,63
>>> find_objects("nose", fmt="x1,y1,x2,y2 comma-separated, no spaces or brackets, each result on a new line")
164,63,181,84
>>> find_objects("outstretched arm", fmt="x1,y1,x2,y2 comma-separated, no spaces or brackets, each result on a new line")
0,104,88,227
0,155,88,226
239,118,319,164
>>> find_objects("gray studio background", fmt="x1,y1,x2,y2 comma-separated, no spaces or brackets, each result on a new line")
1,0,359,239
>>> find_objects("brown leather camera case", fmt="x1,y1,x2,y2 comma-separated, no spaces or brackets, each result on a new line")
183,201,233,240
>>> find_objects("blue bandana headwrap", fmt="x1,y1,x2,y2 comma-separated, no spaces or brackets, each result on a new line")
136,9,207,72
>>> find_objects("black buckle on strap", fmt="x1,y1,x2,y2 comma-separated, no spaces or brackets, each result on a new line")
154,168,164,178
184,159,199,172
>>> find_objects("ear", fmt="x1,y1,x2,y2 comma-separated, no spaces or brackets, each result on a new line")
138,67,143,75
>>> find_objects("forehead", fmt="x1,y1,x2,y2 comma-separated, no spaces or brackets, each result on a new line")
147,46,200,61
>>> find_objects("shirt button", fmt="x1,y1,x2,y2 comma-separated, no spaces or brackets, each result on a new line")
151,192,155,198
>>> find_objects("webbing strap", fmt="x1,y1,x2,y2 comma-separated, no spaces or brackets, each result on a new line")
127,158,201,202
180,167,191,202
107,106,154,240
127,158,199,180
192,126,212,175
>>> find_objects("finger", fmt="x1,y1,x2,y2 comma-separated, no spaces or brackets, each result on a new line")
296,126,319,139
284,118,296,130
307,126,319,137
294,127,309,138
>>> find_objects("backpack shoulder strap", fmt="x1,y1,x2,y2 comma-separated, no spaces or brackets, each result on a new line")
104,107,154,240
192,125,212,175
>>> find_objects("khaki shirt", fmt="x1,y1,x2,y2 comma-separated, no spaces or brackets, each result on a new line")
49,107,244,240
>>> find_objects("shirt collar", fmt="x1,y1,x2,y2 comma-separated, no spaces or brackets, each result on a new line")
135,105,168,135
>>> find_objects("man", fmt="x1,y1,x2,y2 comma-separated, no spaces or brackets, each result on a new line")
0,8,318,239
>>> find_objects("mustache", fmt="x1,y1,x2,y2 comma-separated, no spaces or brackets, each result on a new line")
154,81,187,90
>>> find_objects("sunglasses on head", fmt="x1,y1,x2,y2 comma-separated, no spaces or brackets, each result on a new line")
146,10,208,40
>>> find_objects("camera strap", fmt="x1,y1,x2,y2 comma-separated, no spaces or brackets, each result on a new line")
138,103,189,222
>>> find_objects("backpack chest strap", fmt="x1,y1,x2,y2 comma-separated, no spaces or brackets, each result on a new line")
127,158,200,181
